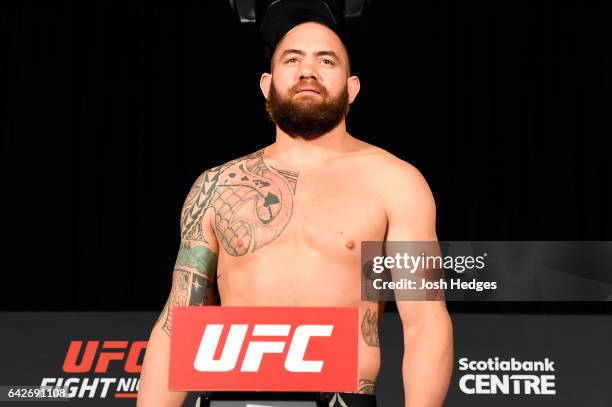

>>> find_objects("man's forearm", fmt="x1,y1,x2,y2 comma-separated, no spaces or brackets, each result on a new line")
138,242,218,406
137,322,188,407
402,307,453,407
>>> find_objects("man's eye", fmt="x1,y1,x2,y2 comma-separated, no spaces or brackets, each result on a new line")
286,57,298,63
321,59,334,65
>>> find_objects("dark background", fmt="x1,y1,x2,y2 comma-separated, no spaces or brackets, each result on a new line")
0,0,610,311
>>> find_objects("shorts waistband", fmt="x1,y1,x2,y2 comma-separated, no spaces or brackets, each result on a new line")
203,392,375,401
199,391,377,406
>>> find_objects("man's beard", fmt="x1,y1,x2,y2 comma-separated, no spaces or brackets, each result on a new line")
265,80,349,140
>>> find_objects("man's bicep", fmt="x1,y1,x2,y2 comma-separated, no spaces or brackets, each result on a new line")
180,171,220,249
385,163,442,317
158,239,218,336
158,170,220,336
384,163,437,242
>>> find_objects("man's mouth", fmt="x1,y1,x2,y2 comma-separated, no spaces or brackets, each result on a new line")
296,89,320,95
294,84,322,95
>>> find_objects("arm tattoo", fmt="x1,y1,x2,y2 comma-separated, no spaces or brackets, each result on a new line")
361,309,380,347
175,243,217,280
181,149,299,256
161,245,218,336
358,379,376,395
162,150,296,334
181,172,209,242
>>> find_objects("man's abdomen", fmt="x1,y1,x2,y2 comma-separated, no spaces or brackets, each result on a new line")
217,257,382,393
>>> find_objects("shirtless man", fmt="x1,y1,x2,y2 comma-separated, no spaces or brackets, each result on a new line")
138,16,453,407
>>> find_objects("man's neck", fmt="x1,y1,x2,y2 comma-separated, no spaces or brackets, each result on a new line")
265,122,352,169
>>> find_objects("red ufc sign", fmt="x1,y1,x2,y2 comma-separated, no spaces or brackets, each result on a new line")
63,340,148,373
169,307,358,392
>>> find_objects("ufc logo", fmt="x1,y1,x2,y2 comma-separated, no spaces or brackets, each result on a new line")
194,324,333,373
169,307,358,392
63,340,148,373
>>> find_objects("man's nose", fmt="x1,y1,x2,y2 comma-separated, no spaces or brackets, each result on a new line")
298,60,318,80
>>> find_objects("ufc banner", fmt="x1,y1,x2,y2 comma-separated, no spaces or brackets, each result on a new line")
0,311,611,406
170,306,359,392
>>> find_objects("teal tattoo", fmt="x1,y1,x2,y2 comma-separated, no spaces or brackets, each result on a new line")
161,245,218,336
176,243,218,280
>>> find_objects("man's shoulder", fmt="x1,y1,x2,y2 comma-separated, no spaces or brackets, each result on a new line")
183,149,265,202
352,143,426,184
206,149,264,174
352,143,433,208
191,149,265,183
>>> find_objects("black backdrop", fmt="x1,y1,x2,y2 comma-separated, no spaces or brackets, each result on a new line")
1,0,610,312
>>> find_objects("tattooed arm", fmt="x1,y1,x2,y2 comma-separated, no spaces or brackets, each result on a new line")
138,171,219,407
383,162,453,407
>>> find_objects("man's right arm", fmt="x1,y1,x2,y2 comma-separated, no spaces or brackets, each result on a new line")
138,172,219,407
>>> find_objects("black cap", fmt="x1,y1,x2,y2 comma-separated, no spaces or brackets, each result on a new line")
259,0,345,52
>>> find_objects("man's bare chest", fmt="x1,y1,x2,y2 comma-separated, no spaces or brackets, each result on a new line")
204,151,387,259
286,174,387,254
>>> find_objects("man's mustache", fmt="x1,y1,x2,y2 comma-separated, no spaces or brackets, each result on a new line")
290,80,326,96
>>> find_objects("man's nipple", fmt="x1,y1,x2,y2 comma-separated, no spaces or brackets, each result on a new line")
345,240,355,250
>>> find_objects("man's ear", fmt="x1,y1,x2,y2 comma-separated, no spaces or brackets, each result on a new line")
260,73,272,100
347,75,361,104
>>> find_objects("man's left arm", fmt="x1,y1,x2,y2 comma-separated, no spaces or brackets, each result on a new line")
383,162,453,407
